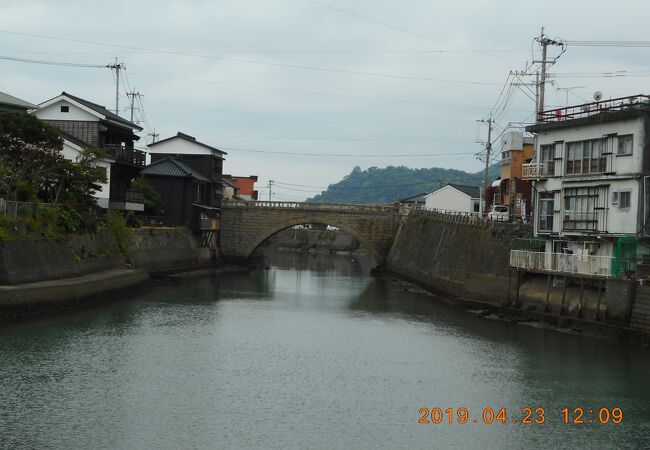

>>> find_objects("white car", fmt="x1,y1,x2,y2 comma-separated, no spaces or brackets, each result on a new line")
488,205,509,221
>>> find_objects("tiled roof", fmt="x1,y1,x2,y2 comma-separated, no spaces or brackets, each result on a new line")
141,157,211,182
400,192,428,203
0,91,37,110
60,91,143,131
148,132,227,156
446,183,480,198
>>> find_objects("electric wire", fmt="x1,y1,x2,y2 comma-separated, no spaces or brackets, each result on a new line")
0,30,501,86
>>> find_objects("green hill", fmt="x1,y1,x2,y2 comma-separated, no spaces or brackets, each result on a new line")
307,164,499,204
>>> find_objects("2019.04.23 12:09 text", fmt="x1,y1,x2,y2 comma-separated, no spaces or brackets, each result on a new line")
418,407,623,425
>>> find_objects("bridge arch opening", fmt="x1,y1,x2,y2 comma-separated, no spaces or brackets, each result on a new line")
247,220,380,267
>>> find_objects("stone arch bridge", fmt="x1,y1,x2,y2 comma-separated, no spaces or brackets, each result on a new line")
219,201,403,265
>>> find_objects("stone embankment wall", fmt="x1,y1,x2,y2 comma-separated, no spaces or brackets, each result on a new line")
388,210,640,335
0,228,213,286
0,230,124,285
127,228,213,273
0,227,216,319
630,286,650,333
386,211,532,305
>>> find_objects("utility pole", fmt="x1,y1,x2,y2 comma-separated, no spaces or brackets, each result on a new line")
107,58,125,116
480,116,494,215
534,28,564,122
148,129,159,144
126,90,142,123
268,180,274,201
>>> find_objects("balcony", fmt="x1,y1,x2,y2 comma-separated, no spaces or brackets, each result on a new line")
522,161,554,179
510,250,613,277
104,144,146,167
109,188,144,211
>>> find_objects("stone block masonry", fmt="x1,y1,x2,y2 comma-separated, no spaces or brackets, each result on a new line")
220,203,402,266
386,210,533,305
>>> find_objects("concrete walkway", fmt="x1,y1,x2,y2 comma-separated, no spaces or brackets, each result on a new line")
0,268,149,317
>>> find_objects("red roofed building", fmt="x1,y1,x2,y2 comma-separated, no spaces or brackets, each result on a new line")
223,175,258,201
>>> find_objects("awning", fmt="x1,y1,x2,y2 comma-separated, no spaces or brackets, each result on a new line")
491,179,504,187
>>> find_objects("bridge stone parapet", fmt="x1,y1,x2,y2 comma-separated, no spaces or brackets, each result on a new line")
219,201,403,265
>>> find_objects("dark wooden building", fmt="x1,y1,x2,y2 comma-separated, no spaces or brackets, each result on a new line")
145,132,226,232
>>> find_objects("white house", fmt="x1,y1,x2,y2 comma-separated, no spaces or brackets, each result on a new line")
33,92,145,211
59,132,113,209
514,94,650,278
424,183,481,214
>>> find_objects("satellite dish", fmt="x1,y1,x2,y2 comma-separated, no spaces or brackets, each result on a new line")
594,91,603,101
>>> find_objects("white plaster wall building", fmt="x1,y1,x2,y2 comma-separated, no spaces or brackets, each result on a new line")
32,92,146,211
424,184,481,214
515,95,650,278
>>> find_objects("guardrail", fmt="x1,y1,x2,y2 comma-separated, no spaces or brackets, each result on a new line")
408,207,531,224
510,250,614,277
223,200,399,212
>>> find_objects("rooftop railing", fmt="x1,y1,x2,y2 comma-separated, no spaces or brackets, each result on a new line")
537,94,650,123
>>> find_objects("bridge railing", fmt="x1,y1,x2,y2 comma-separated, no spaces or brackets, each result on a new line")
223,199,399,212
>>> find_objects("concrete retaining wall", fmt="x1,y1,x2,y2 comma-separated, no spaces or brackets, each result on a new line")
127,228,213,273
0,230,124,285
386,212,532,304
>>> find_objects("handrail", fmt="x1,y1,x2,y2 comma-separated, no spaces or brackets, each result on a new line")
223,200,400,212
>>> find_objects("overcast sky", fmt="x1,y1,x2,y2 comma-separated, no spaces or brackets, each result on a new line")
2,0,650,200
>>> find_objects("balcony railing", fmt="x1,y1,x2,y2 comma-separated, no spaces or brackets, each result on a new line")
104,144,146,167
522,161,554,179
110,188,144,204
510,250,614,277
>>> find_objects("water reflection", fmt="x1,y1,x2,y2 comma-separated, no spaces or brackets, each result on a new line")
1,251,649,449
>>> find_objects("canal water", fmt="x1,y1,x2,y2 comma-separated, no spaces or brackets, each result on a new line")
1,252,650,449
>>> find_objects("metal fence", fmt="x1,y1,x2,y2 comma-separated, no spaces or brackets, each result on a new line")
510,250,614,278
0,198,61,218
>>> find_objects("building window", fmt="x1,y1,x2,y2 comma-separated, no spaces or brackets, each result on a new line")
60,105,69,113
613,191,631,209
566,139,606,175
617,134,633,156
473,202,480,213
540,144,555,175
538,192,554,232
563,187,599,231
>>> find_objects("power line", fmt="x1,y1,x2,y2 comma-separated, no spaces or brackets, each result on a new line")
1,48,530,55
303,0,519,62
219,145,477,157
129,71,505,109
0,30,501,86
567,40,650,48
0,55,106,68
